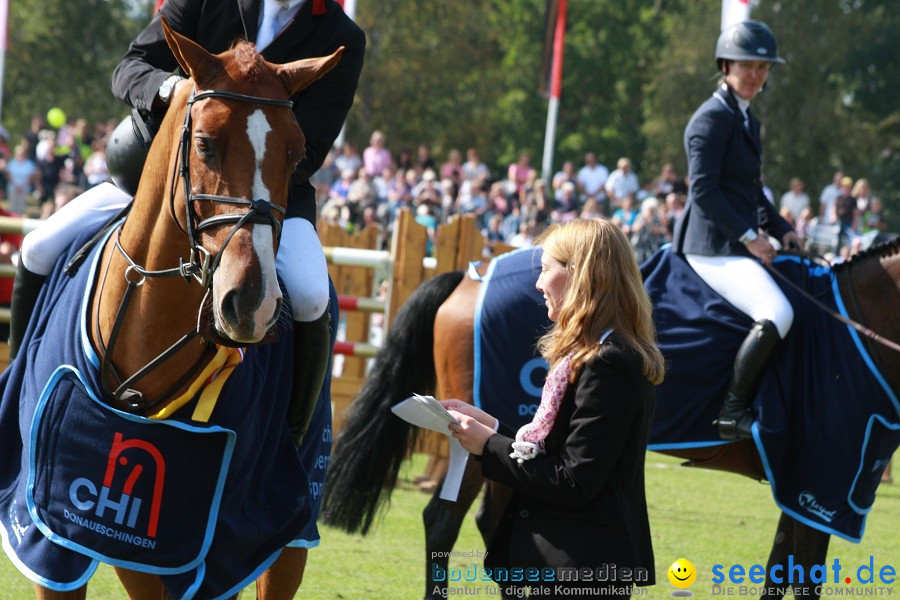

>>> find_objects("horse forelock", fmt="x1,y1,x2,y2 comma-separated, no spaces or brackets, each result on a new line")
224,40,267,81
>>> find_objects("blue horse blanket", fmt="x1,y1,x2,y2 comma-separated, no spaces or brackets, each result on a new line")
474,246,899,541
0,222,336,598
641,248,899,542
474,249,552,428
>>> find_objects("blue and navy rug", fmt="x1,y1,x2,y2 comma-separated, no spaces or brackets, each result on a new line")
642,247,899,542
0,221,335,598
474,248,552,429
474,245,899,541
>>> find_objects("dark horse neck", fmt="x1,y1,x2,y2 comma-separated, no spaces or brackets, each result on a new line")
88,98,212,414
835,240,900,396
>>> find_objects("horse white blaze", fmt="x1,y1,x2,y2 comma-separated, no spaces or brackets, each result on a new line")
214,109,282,341
247,110,282,334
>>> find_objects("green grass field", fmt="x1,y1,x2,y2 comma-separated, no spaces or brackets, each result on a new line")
2,452,897,599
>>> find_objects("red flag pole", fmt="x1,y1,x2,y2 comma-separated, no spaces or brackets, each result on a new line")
540,0,567,187
0,0,8,120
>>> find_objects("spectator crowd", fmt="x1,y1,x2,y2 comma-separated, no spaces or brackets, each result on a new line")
313,131,893,263
0,116,891,266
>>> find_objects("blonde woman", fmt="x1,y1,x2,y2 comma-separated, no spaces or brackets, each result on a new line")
443,218,663,598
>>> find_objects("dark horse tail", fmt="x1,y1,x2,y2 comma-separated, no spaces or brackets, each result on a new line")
322,270,465,534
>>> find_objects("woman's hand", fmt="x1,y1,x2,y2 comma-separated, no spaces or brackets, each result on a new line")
446,411,495,456
746,237,777,265
440,399,498,429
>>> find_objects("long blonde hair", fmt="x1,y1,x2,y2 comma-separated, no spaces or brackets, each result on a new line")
535,219,665,385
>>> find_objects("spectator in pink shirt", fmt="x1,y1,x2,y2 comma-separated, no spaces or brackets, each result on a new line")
363,130,392,177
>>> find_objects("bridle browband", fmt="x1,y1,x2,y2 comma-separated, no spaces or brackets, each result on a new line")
99,87,294,412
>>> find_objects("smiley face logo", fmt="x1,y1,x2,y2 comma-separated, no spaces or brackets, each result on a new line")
668,558,697,588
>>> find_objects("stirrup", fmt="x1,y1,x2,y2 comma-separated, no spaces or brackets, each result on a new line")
715,412,755,440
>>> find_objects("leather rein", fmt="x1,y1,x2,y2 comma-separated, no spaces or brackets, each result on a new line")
764,252,900,354
96,88,292,413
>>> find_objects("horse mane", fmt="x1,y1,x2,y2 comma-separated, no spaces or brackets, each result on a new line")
831,236,900,272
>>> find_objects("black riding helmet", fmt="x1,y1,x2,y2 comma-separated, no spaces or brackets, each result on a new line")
106,109,155,196
715,20,785,70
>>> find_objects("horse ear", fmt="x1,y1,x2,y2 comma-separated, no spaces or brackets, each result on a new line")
160,16,223,88
272,47,344,96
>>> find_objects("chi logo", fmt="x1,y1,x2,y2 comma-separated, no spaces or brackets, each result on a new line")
68,432,166,538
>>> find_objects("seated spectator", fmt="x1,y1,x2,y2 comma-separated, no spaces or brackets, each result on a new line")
459,174,489,217
552,160,578,201
553,181,580,221
440,148,463,187
861,198,887,234
779,177,810,222
461,148,488,184
334,142,362,176
834,176,859,248
5,143,38,216
329,168,356,206
83,139,110,190
507,152,536,205
631,197,668,264
605,157,640,208
611,193,639,236
415,204,438,255
347,167,378,212
416,143,436,173
579,197,603,221
310,147,338,205
483,212,505,243
664,192,685,239
363,130,392,177
818,170,843,224
576,152,609,206
795,207,815,245
650,162,680,197
852,178,875,214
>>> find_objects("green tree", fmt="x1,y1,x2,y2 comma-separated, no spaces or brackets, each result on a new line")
350,0,666,178
3,0,151,141
643,0,899,226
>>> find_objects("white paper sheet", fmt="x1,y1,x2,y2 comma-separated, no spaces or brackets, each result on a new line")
391,394,469,502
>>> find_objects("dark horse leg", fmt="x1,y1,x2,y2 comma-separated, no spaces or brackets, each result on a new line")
423,459,485,600
423,463,516,600
762,513,830,600
475,480,515,599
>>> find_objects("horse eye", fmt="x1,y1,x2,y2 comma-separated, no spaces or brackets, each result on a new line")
194,137,214,157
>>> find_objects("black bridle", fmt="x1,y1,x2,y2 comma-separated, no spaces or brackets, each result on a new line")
177,88,291,288
100,87,295,412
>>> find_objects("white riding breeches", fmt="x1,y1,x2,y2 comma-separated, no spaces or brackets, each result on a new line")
275,218,329,322
19,182,328,322
685,254,793,339
20,183,131,276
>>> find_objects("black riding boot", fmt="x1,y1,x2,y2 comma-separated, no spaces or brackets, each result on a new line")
717,319,781,440
288,308,332,447
9,262,47,360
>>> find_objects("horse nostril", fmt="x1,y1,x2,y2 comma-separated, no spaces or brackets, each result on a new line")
270,296,283,327
220,288,246,327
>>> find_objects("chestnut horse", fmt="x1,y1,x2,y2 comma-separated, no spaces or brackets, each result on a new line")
323,242,900,600
1,20,341,600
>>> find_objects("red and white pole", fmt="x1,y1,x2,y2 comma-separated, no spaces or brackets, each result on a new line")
540,0,567,187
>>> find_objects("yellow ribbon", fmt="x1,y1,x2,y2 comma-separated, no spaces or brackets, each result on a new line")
148,346,244,422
